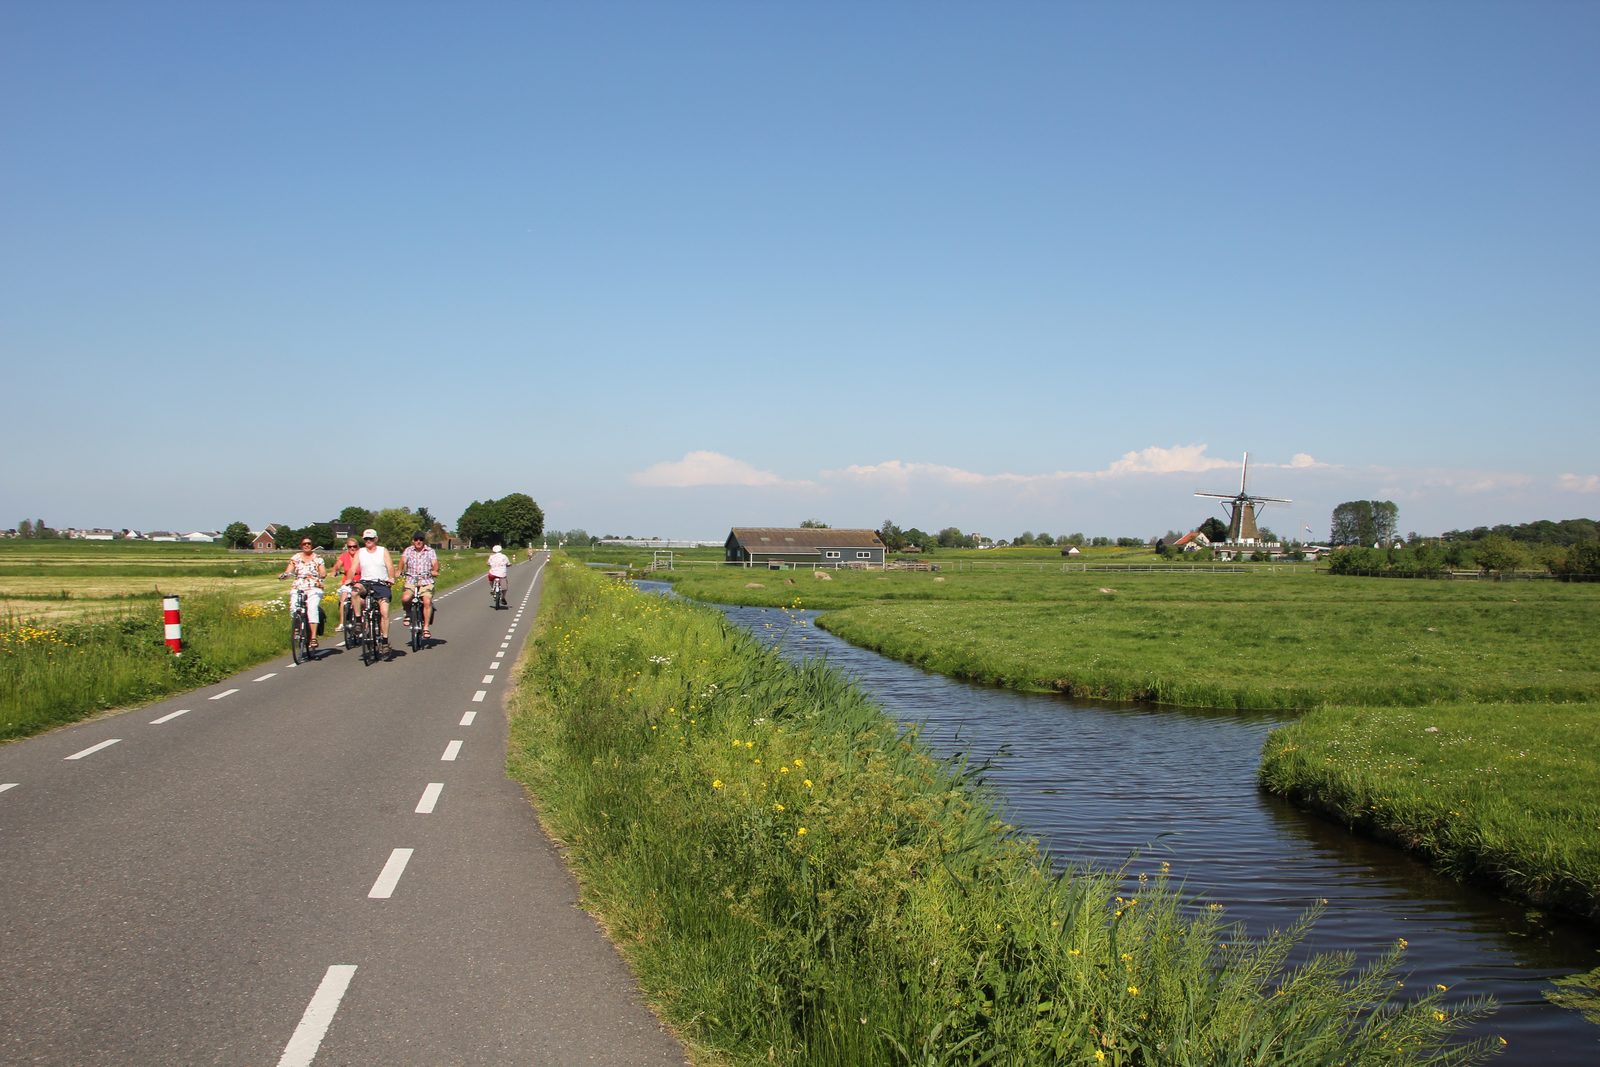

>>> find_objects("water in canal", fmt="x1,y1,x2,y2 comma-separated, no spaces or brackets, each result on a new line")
640,586,1600,1064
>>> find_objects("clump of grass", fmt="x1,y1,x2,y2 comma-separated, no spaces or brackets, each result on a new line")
510,562,1500,1065
1259,703,1600,922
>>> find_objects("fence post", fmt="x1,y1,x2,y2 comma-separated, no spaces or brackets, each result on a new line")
163,595,182,655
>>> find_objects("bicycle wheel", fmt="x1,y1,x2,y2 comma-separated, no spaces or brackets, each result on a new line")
343,600,357,649
410,598,423,651
291,614,304,665
361,608,377,665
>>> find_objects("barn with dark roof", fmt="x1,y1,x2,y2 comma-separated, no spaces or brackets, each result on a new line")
725,527,886,567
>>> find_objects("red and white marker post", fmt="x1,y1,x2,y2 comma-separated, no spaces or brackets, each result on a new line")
163,595,182,655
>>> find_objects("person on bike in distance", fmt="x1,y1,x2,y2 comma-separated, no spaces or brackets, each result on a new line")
486,544,510,602
352,528,396,648
332,536,360,631
400,531,440,640
280,537,327,649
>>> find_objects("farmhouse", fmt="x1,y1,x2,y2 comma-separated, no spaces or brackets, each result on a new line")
725,527,886,568
1171,530,1212,554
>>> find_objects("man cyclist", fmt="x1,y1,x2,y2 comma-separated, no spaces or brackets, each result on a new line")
351,529,396,649
486,544,510,605
400,531,440,640
332,536,360,631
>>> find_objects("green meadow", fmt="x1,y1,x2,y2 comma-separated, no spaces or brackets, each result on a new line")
0,539,495,740
509,561,1498,1065
659,562,1600,920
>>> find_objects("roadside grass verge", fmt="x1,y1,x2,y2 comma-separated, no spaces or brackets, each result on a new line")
1258,703,1600,921
508,561,1498,1066
0,547,496,740
1,593,295,740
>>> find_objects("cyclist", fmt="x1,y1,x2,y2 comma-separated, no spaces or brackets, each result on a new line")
279,537,327,650
399,531,440,640
486,544,510,604
331,536,360,631
351,528,397,649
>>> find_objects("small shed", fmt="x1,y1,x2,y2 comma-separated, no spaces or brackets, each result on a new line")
726,527,886,568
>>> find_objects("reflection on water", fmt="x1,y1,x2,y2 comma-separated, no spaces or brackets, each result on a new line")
639,584,1600,1064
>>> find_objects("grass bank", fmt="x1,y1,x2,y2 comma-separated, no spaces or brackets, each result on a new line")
1258,703,1600,922
508,561,1499,1065
0,544,499,740
656,567,1600,921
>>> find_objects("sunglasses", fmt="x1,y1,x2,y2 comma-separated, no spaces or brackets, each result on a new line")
301,542,312,547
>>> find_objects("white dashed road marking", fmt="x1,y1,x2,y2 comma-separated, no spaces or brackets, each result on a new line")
64,739,121,760
209,689,239,701
472,691,486,702
255,673,277,682
416,783,443,814
150,709,191,725
277,964,357,1067
460,711,476,726
368,848,413,899
441,740,462,761
0,783,17,795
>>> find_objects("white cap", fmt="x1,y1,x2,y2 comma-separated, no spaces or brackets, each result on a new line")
492,545,502,553
362,528,378,539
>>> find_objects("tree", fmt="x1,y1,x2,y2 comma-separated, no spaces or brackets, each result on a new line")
1014,531,1035,546
338,505,375,530
17,519,32,539
1474,535,1525,576
1198,517,1228,543
878,520,905,552
936,526,971,549
373,507,424,546
1330,500,1398,546
457,501,489,547
223,521,252,549
799,519,830,528
495,493,544,545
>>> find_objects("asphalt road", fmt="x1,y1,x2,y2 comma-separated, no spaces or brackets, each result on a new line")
0,553,687,1066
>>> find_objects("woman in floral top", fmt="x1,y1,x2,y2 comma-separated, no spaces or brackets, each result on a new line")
279,538,327,649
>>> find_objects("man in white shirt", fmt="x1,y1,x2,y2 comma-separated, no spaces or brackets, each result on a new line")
351,529,397,647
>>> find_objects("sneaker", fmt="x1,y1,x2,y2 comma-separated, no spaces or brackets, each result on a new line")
334,623,343,632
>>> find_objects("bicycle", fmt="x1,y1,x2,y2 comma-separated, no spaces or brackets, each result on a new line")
489,575,506,610
356,583,386,665
280,576,317,665
339,586,359,649
407,588,427,652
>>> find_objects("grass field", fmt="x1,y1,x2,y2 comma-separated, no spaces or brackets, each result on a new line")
655,562,1600,920
509,561,1498,1065
0,539,498,739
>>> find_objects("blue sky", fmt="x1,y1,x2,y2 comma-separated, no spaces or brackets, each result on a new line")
3,2,1596,542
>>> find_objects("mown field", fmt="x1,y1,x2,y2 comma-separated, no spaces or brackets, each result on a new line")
510,561,1499,1065
0,539,495,739
656,563,1600,921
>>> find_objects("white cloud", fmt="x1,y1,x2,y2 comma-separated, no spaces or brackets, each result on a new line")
630,450,809,489
1558,473,1600,493
1103,444,1238,477
831,444,1258,489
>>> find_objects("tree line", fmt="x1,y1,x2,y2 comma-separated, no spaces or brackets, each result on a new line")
219,494,544,551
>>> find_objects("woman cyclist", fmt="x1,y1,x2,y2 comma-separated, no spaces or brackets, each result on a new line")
486,544,510,606
279,538,328,649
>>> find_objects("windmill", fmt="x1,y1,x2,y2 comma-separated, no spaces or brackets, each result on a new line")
1196,453,1291,545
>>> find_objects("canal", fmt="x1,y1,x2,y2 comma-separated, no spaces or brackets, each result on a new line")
640,585,1600,1064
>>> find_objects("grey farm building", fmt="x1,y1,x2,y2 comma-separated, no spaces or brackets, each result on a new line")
725,528,886,568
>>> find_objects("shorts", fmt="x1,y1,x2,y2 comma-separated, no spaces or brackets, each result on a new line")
404,579,435,596
356,580,392,602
